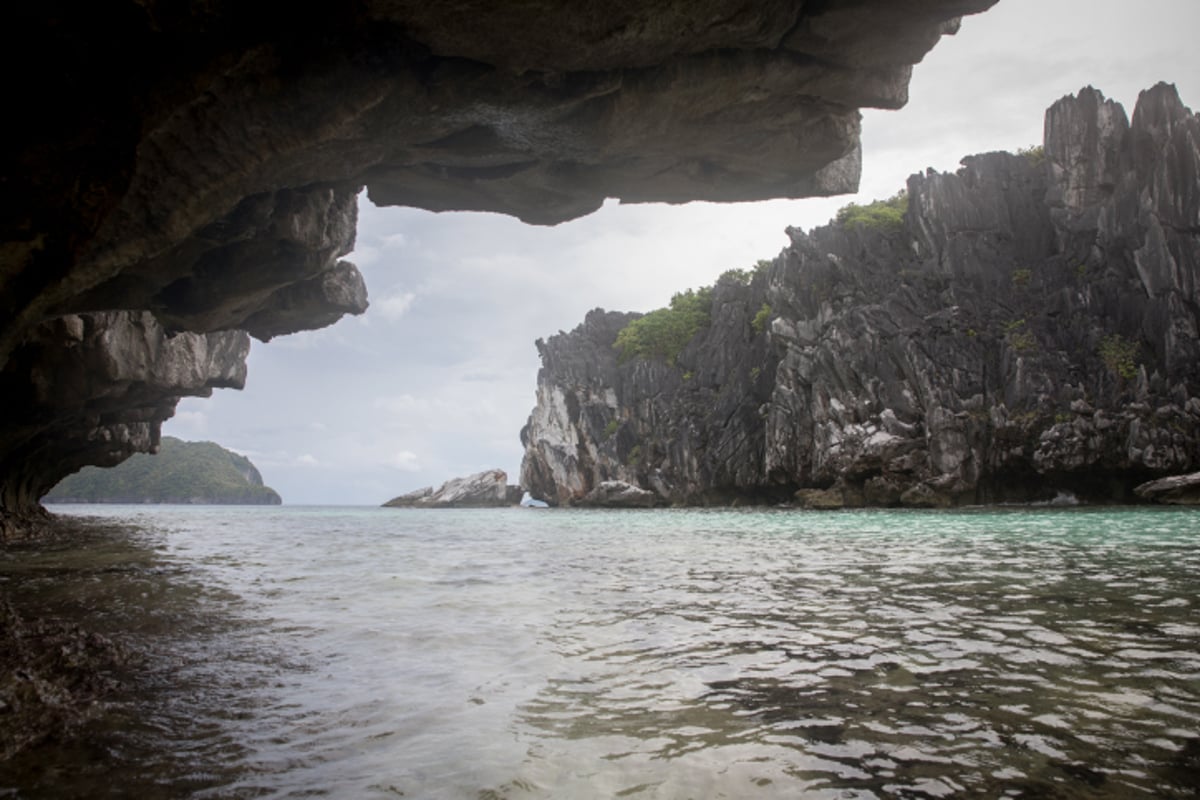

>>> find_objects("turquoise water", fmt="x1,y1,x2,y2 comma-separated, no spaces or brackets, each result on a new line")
3,505,1199,798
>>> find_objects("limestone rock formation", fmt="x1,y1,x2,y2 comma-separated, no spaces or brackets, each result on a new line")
0,313,249,537
0,1,995,529
383,469,513,508
520,84,1200,507
1135,472,1200,505
581,481,661,508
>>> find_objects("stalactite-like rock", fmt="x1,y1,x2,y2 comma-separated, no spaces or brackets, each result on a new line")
0,1,996,526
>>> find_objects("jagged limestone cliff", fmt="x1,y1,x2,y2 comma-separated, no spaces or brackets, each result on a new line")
520,84,1200,507
0,1,996,533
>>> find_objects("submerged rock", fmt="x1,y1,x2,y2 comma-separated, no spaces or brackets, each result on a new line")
0,597,130,761
520,84,1200,507
384,469,511,508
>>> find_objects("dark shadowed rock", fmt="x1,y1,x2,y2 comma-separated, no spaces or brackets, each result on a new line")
1135,472,1200,505
0,313,249,535
794,488,845,510
520,84,1200,507
899,483,953,509
0,597,130,759
0,1,997,528
384,470,511,508
580,481,660,508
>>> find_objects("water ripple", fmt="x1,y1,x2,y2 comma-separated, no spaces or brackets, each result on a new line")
4,504,1198,798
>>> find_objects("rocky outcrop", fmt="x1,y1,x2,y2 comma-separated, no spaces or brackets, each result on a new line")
0,1,995,529
520,84,1200,507
581,481,660,508
1135,472,1200,505
0,313,249,539
383,469,515,508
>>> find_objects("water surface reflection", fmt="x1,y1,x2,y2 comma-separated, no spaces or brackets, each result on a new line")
1,505,1196,798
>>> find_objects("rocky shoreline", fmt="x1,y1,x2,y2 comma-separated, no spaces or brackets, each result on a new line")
0,595,131,762
0,520,137,764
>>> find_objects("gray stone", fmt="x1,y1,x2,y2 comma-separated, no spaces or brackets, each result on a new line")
794,488,845,510
0,1,998,527
579,481,659,509
384,470,511,508
1,312,249,527
1134,472,1200,505
899,484,952,509
520,84,1200,507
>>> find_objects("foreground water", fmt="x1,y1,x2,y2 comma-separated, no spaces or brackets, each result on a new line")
2,506,1199,798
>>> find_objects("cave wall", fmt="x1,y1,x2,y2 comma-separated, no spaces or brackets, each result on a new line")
0,1,996,527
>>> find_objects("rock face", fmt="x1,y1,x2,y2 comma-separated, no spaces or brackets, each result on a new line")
0,312,250,537
520,84,1200,507
582,481,661,508
1135,473,1200,505
383,469,512,508
0,1,995,530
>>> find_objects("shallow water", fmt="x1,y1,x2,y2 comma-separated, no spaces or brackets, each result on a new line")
3,505,1199,798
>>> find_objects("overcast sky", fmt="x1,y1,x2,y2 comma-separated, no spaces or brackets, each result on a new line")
165,0,1200,505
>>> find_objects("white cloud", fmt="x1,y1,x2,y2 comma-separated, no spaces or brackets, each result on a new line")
347,244,380,268
270,328,331,350
170,409,208,434
373,394,428,414
295,453,320,467
375,290,416,320
389,450,421,471
348,231,409,269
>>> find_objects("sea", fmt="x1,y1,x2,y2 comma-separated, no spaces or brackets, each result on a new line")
2,505,1199,798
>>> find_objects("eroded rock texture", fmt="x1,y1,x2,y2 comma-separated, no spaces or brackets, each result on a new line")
0,313,249,536
383,469,516,508
1135,472,1200,505
0,1,994,527
520,84,1200,507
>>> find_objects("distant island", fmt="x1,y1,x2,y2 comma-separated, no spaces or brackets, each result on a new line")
43,437,282,505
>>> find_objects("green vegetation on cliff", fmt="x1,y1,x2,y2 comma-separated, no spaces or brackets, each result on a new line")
752,303,772,335
1099,333,1140,380
43,437,282,505
835,190,908,231
1017,144,1046,165
613,258,774,366
718,259,772,286
614,287,714,364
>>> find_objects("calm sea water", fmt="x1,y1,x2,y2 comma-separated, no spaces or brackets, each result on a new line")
3,505,1199,798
